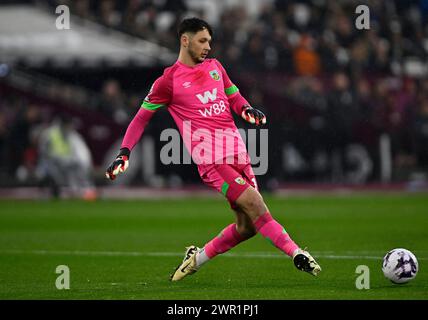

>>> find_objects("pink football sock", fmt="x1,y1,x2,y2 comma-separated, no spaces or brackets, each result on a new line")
254,212,299,257
204,224,245,259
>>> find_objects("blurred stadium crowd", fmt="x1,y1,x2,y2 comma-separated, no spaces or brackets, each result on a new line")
1,0,428,193
47,0,428,74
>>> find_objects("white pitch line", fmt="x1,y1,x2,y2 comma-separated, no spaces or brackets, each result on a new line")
0,249,427,260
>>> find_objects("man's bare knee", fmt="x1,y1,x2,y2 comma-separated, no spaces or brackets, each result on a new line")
235,187,267,221
234,207,257,239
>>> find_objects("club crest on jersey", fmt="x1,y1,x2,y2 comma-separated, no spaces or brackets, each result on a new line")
235,177,246,185
209,70,220,81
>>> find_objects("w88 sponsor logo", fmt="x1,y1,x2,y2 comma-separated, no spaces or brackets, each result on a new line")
198,100,227,117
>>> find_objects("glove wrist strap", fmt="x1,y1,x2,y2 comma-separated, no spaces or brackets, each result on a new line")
118,147,130,158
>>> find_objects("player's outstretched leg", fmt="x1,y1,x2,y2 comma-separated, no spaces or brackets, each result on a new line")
236,187,322,276
170,220,255,281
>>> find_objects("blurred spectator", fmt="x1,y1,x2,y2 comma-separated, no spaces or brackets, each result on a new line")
37,115,96,200
241,31,266,72
332,13,356,49
122,0,142,33
413,96,428,167
9,104,41,176
325,72,358,180
73,0,93,21
0,112,8,176
287,3,314,33
134,3,158,42
293,34,321,76
98,79,128,124
288,76,327,113
326,72,358,147
98,0,122,28
355,78,374,120
351,77,379,170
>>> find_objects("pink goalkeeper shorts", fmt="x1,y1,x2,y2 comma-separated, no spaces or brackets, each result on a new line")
198,153,258,209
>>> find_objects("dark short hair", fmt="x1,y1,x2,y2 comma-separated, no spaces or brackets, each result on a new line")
178,17,213,38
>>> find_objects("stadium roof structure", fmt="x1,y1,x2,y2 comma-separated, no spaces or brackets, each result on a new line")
0,5,176,68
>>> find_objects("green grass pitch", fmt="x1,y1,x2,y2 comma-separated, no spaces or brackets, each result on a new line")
0,193,427,300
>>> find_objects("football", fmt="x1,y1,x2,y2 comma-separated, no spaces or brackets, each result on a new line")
382,248,418,284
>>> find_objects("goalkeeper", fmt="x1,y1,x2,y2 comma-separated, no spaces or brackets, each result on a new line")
106,18,321,281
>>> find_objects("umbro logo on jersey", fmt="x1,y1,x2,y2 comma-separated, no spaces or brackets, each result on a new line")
182,81,192,88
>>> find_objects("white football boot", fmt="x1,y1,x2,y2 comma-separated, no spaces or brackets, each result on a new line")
293,248,322,276
170,245,200,281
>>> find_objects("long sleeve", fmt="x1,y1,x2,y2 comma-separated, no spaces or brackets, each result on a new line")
121,71,172,151
120,107,155,151
227,91,250,115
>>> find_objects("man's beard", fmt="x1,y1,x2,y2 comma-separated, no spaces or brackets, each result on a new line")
188,45,204,64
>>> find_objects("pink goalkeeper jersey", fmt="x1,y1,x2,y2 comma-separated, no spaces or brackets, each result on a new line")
141,58,249,169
